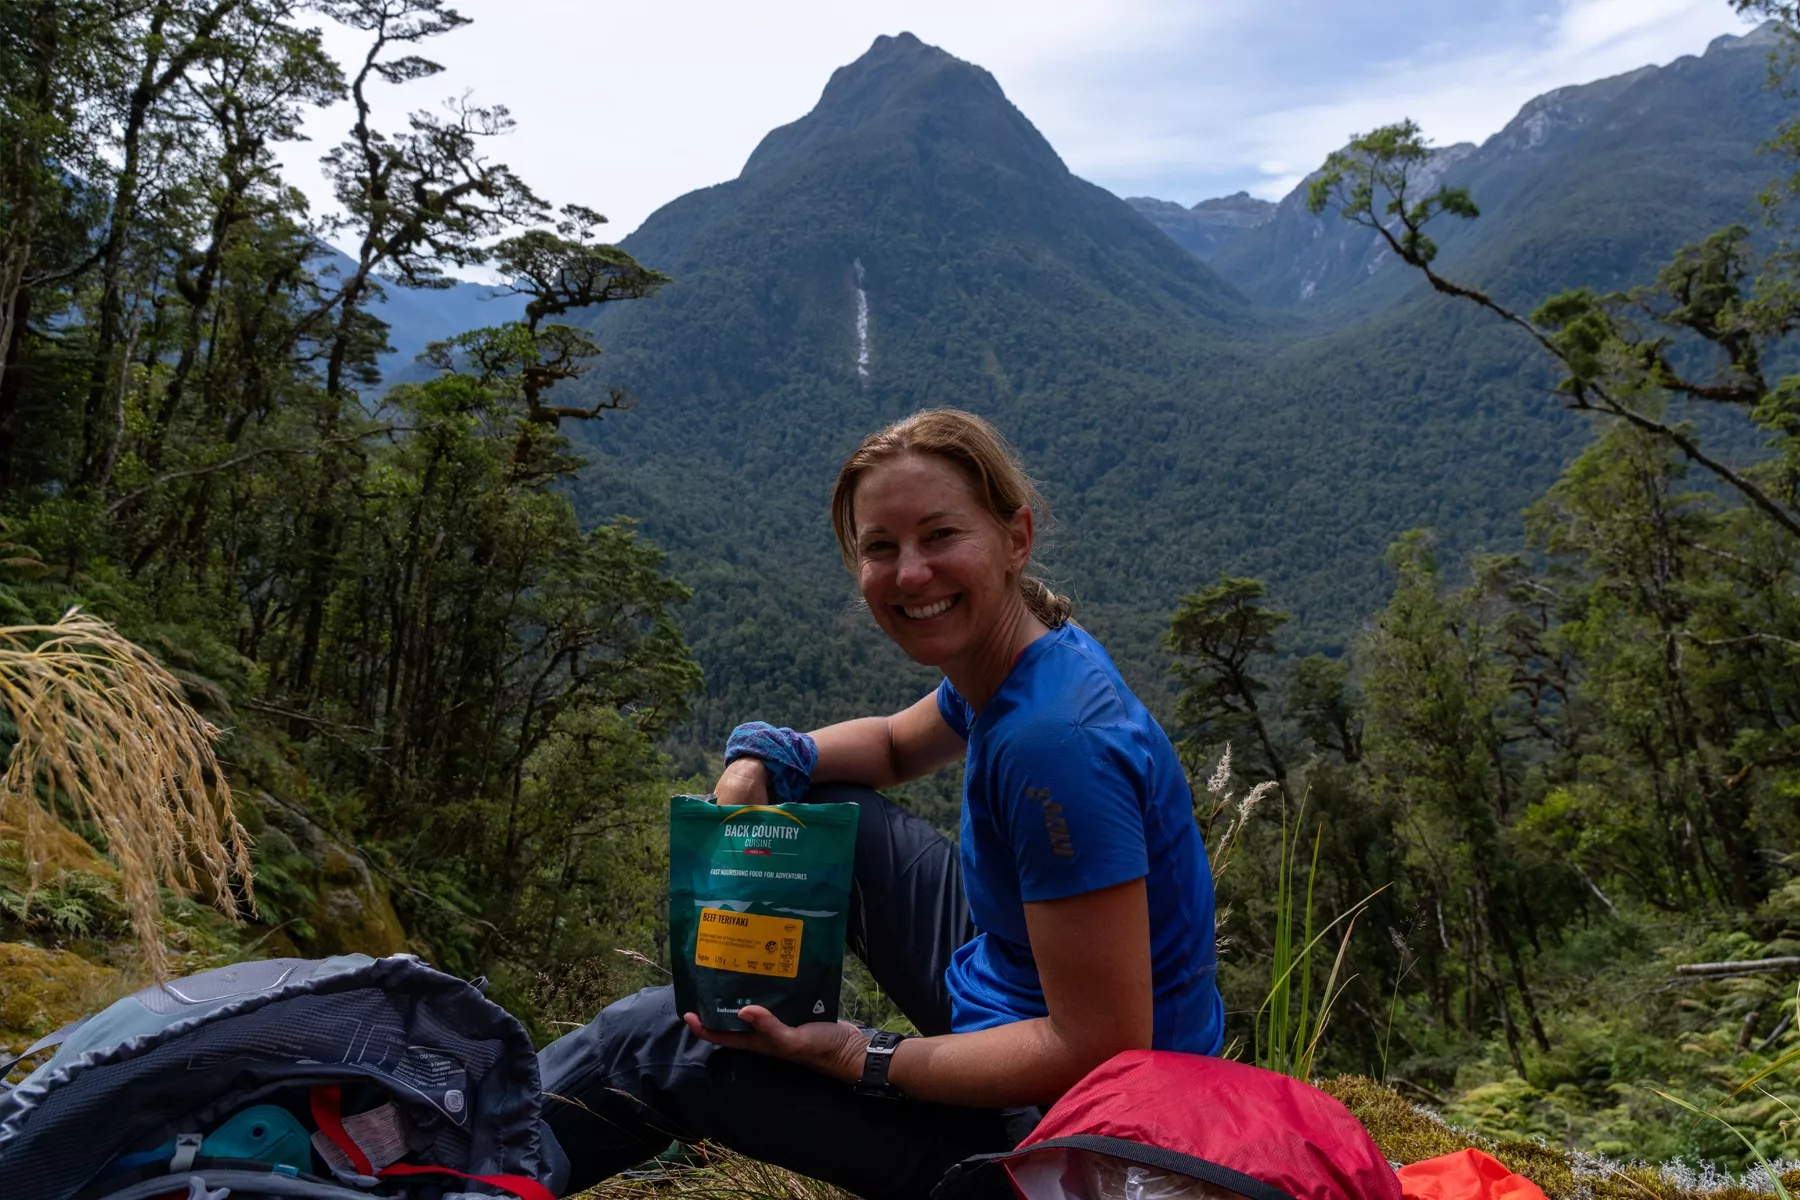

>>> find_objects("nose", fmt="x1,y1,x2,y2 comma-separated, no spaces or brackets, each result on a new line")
895,541,932,591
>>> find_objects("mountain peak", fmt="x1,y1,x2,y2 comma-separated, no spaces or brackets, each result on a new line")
737,32,1060,181
861,31,932,60
1193,191,1275,218
1707,19,1783,55
1126,192,1274,261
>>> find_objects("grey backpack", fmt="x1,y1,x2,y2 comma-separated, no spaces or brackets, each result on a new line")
0,954,567,1200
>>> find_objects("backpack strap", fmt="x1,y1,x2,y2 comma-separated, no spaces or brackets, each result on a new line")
0,1016,90,1087
309,1087,377,1176
933,1133,1298,1200
310,1087,554,1200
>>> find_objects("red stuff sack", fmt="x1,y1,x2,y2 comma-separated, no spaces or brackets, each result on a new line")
1396,1149,1548,1200
935,1051,1402,1200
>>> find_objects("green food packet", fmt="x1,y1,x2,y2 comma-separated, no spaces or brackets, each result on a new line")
668,794,859,1031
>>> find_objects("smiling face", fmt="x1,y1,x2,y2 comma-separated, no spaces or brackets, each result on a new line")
851,452,1033,668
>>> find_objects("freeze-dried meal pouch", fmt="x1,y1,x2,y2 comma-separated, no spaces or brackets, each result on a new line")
668,795,859,1031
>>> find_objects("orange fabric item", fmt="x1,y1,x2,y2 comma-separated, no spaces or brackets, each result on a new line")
1397,1149,1549,1200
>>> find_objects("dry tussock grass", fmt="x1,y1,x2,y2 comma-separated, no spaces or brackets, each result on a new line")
0,607,251,975
575,1145,851,1200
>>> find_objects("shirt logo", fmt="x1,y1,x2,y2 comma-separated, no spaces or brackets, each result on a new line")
1025,786,1075,858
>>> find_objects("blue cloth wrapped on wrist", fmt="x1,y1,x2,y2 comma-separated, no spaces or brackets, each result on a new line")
723,722,819,805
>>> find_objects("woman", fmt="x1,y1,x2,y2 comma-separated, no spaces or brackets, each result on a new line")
540,410,1222,1200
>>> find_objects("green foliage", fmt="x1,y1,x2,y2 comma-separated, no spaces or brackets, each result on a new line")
1307,119,1481,269
1202,23,1795,1168
0,867,129,944
0,0,698,1000
1287,655,1362,764
1166,577,1291,784
1252,795,1360,1080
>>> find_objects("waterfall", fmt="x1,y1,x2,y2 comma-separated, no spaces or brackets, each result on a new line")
853,258,871,380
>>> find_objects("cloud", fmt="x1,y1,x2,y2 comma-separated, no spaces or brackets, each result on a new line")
286,0,1756,248
1030,0,1754,203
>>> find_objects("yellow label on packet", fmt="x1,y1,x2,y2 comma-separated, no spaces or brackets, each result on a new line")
694,907,803,978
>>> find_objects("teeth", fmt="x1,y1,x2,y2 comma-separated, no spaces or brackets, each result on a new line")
903,597,955,620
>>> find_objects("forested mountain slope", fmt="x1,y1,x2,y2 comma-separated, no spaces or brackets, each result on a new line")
568,27,1793,748
567,33,1261,746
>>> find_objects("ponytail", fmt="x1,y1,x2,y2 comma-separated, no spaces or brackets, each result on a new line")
1019,575,1072,629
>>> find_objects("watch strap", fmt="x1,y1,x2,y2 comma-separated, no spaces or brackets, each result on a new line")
854,1030,908,1098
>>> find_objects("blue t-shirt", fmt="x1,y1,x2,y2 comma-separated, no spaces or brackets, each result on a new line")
935,623,1224,1056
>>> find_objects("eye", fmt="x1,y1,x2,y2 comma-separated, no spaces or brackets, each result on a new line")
861,538,897,557
925,526,957,542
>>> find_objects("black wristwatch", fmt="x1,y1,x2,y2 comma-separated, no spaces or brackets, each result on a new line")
852,1030,909,1099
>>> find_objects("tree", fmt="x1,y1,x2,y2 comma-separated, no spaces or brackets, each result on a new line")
1304,12,1800,922
135,5,342,473
1522,422,1793,908
1167,576,1290,787
79,0,264,494
1360,533,1549,1074
276,0,549,704
1288,654,1362,764
0,0,120,490
1307,127,1800,542
0,0,699,997
430,205,669,470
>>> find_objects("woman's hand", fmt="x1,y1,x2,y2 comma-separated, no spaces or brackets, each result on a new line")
712,757,771,806
682,1007,869,1083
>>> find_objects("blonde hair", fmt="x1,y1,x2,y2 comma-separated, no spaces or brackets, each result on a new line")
831,408,1073,628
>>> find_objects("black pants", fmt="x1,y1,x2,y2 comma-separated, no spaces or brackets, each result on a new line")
537,784,1033,1199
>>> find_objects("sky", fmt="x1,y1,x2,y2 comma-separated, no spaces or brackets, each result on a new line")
290,0,1760,241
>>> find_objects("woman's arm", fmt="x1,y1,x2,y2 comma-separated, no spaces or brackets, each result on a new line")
883,876,1153,1106
714,692,964,804
686,876,1154,1108
813,692,966,788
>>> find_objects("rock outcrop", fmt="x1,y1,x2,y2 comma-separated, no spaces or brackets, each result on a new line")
248,793,408,958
